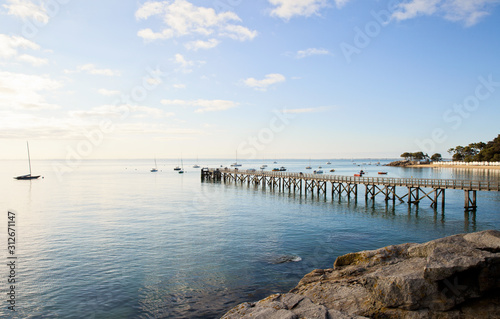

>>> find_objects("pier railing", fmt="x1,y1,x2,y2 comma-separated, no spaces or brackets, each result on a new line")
209,168,500,192
202,168,500,211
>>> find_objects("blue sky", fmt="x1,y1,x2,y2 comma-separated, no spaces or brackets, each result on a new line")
1,0,500,160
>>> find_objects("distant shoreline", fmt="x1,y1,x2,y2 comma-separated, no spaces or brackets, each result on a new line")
409,164,500,170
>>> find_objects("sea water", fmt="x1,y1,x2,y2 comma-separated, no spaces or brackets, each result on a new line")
1,159,500,318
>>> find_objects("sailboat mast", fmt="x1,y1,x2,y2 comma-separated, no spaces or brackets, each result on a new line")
26,141,32,176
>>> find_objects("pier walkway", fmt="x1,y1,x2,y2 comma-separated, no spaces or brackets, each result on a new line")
201,168,500,211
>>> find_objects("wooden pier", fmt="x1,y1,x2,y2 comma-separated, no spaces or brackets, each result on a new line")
201,168,500,211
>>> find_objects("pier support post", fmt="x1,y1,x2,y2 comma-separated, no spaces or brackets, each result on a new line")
464,190,477,211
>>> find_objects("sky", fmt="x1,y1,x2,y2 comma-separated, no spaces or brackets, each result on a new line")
1,0,500,160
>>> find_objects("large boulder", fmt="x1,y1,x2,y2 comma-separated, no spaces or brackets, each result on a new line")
222,230,500,318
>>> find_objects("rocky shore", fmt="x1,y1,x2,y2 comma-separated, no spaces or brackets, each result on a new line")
222,230,500,318
384,160,423,167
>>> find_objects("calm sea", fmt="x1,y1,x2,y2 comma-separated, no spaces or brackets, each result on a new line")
1,159,500,318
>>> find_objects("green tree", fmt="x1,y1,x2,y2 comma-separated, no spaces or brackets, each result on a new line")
431,153,442,162
400,152,411,160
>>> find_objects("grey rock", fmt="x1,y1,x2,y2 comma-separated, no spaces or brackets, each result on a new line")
222,230,500,318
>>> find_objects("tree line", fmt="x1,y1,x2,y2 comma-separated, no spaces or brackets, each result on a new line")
400,152,442,162
448,134,500,162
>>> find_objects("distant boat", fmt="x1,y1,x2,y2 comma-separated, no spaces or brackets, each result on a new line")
193,156,200,168
354,170,366,177
14,142,40,180
230,151,242,167
378,172,388,175
330,169,335,172
260,165,266,169
313,170,323,174
151,157,158,172
173,166,181,171
306,158,312,169
279,167,286,171
179,158,184,174
326,161,331,165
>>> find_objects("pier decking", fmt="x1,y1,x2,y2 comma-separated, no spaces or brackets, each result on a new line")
201,168,500,211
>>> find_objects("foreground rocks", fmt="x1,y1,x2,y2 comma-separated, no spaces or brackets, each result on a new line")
222,230,500,318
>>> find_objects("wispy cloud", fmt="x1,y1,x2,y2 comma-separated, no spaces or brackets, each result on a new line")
0,34,47,66
185,38,220,51
392,0,500,26
161,99,238,113
69,104,174,119
136,0,257,44
64,64,121,76
243,73,286,91
282,106,331,114
268,0,329,20
295,48,330,59
0,71,62,110
172,53,205,73
2,0,49,24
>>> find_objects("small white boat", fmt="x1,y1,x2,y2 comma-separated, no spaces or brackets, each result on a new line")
230,151,242,167
14,142,40,180
151,157,158,172
179,158,184,174
326,161,331,164
193,156,200,168
313,170,323,174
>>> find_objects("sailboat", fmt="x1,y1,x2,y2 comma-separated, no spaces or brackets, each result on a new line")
192,156,200,168
151,157,158,172
305,158,312,169
14,142,41,180
230,151,242,167
174,157,182,171
179,158,184,174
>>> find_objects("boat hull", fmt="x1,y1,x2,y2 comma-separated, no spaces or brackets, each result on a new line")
14,174,40,180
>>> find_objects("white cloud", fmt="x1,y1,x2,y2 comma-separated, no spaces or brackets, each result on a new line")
136,0,257,44
0,34,47,66
173,83,186,89
282,106,330,114
269,0,328,20
64,64,121,76
296,48,330,59
173,53,204,73
161,99,238,113
334,0,352,8
98,89,121,96
70,104,174,119
0,71,62,110
219,25,258,41
392,0,499,26
185,38,220,51
2,0,49,24
243,73,286,91
17,54,48,66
